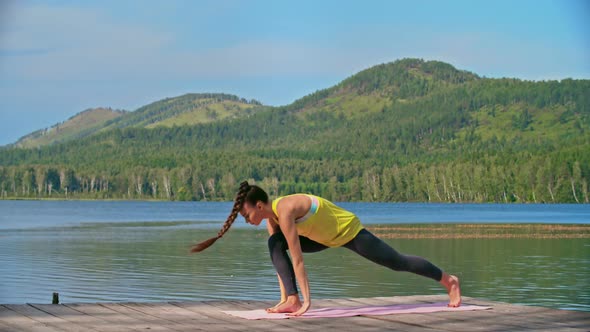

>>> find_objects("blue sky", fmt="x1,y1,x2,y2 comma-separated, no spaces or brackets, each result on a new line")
0,0,588,145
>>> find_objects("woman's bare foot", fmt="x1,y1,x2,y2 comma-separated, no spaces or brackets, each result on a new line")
440,273,461,307
266,295,302,313
266,300,286,312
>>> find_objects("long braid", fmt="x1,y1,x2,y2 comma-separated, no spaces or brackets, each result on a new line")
190,181,250,253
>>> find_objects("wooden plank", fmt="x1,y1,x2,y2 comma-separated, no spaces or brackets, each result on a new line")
1,296,588,332
224,299,317,332
489,305,590,331
441,303,546,331
0,305,62,332
348,296,516,331
437,300,563,331
352,296,590,332
4,304,88,332
195,300,288,331
225,299,273,310
0,319,19,332
30,304,123,332
171,301,272,331
144,302,213,320
335,297,510,331
97,303,182,332
126,303,236,331
67,303,174,332
120,302,227,332
158,301,245,332
170,300,247,330
319,297,437,332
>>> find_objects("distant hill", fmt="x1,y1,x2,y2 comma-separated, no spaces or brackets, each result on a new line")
1,58,588,203
11,93,264,148
101,93,263,130
283,58,479,117
14,107,127,148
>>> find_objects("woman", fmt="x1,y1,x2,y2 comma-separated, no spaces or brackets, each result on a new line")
191,181,461,317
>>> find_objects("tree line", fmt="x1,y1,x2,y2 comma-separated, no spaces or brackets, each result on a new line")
1,153,587,203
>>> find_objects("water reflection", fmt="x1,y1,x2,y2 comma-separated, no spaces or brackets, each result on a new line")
1,223,588,312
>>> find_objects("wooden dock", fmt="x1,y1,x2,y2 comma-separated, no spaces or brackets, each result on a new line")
1,295,588,331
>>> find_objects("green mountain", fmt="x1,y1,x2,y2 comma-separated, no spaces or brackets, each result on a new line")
12,93,263,148
1,59,589,203
13,107,127,148
283,58,478,117
101,93,263,130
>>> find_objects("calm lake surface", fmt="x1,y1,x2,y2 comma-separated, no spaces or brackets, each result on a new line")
1,200,589,312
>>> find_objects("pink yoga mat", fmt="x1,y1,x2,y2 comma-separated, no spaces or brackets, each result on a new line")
222,302,492,320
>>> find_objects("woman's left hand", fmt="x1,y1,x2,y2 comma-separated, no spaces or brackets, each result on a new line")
287,300,311,317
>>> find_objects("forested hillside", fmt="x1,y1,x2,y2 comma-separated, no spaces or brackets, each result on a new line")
12,94,264,149
1,59,588,202
14,107,127,148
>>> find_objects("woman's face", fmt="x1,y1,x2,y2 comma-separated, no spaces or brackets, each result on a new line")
240,201,264,226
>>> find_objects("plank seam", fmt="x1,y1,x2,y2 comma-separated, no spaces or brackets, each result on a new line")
27,304,104,332
115,303,197,331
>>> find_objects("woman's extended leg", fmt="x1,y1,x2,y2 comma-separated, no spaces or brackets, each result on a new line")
343,229,461,307
267,231,328,312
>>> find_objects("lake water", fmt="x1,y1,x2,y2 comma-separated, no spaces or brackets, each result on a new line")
1,200,589,312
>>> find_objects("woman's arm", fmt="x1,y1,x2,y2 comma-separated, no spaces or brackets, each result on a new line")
276,201,311,316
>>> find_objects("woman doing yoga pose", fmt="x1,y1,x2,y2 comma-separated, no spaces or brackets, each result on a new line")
191,181,461,317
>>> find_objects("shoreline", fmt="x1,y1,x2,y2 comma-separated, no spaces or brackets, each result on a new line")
1,196,588,204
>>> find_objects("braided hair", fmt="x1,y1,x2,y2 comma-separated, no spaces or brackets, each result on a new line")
190,181,268,253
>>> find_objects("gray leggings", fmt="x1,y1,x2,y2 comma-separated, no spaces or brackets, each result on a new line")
268,228,443,295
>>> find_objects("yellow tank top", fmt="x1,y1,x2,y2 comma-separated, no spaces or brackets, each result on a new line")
271,194,364,247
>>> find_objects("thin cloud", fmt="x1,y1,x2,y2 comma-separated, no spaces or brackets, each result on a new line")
0,4,419,82
1,4,174,80
5,3,586,85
